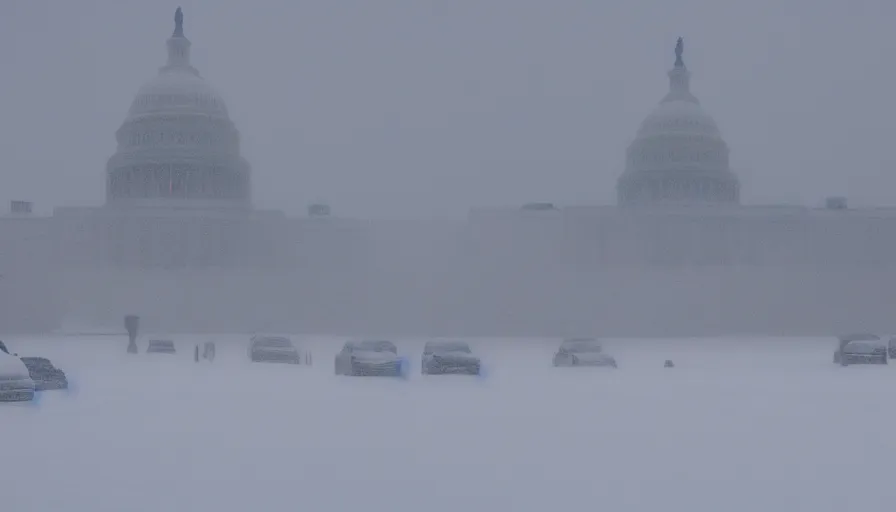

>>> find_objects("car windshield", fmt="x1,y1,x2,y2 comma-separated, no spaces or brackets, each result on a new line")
356,341,396,353
257,337,291,348
429,342,471,353
563,341,602,353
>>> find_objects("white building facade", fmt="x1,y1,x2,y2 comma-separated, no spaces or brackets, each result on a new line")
1,17,894,337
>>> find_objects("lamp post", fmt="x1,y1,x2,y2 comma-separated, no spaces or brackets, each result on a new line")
125,315,140,354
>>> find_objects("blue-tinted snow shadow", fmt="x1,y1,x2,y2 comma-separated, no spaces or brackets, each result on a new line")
398,357,412,380
476,362,490,382
29,375,79,409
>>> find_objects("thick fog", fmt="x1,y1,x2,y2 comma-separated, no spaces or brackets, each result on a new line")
1,1,895,337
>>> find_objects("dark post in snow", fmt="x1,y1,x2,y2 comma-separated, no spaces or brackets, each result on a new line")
125,315,140,354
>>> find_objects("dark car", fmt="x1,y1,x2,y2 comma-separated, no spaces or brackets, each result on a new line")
834,334,886,365
421,341,481,375
146,339,176,354
248,336,301,364
20,357,68,391
334,340,402,376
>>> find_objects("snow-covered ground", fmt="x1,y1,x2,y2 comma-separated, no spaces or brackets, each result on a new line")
2,334,893,512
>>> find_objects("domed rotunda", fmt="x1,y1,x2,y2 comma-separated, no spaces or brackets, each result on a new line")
617,38,739,206
106,8,251,208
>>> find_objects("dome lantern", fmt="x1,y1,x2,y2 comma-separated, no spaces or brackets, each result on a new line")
663,37,697,105
105,8,252,209
616,37,740,207
162,7,195,74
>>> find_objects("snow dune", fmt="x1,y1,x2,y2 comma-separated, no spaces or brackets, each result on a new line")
2,334,893,512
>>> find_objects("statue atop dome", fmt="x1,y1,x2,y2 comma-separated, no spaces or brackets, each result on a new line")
674,37,684,67
173,7,184,37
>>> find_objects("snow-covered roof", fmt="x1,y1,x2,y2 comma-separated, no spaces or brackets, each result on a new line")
124,10,229,122
0,352,30,379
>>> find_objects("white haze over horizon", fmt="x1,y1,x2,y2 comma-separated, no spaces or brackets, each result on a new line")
1,0,895,218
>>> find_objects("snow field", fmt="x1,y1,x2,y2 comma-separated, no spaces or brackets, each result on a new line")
2,335,893,512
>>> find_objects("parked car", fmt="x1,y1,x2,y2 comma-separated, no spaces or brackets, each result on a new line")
146,339,176,354
888,337,896,359
421,341,481,375
836,339,887,365
553,338,617,368
20,357,68,391
834,334,886,365
248,336,301,364
0,351,35,402
335,340,402,376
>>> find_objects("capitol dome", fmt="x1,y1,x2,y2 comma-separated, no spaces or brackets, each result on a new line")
106,8,251,208
617,38,739,206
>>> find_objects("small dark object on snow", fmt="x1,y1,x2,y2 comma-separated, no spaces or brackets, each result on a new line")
20,357,68,391
202,342,216,361
146,339,176,354
664,360,674,368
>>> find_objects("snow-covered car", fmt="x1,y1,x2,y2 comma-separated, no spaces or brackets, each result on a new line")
335,340,402,376
146,339,176,354
553,338,617,368
0,351,35,402
248,336,301,364
421,341,481,375
834,334,886,365
840,339,888,365
20,357,68,391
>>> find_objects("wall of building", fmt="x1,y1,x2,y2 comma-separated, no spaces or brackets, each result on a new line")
4,204,896,337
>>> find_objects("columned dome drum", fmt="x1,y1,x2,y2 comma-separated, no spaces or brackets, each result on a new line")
617,38,739,206
105,8,251,208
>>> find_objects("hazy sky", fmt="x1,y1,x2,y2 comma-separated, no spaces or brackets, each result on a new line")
1,0,894,218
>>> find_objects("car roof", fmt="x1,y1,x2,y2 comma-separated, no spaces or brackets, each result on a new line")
425,340,470,348
20,356,51,363
846,338,884,345
838,333,880,342
349,339,395,348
